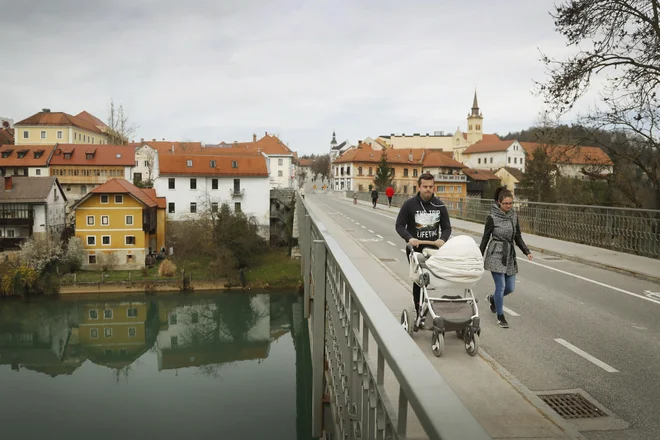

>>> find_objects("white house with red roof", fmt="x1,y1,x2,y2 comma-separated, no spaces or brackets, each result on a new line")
461,139,527,172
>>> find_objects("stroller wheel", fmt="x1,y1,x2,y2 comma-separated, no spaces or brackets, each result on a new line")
400,307,415,337
466,333,479,357
431,331,444,357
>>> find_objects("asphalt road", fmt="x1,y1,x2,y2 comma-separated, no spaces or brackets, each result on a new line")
311,192,660,440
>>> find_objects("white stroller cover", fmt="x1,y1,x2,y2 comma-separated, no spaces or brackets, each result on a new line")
421,235,484,283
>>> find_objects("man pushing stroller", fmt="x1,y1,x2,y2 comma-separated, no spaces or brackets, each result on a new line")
395,173,451,319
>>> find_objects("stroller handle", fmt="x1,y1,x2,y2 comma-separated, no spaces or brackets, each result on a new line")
406,240,438,252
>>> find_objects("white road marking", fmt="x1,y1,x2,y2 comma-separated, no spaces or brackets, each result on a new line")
554,338,619,373
520,258,660,306
387,241,397,246
361,225,366,229
503,307,519,316
368,229,374,233
376,234,384,239
400,249,406,254
644,290,660,301
355,222,360,225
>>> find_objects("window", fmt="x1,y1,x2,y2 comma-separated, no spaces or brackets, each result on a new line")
437,185,446,192
171,336,178,348
478,158,481,164
169,313,177,325
514,157,518,164
508,157,511,164
90,328,98,339
233,178,240,192
168,202,175,213
168,178,175,189
128,327,136,338
104,328,113,338
469,125,472,131
278,170,283,177
92,137,94,143
143,160,149,167
490,157,493,164
412,185,417,193
86,215,95,226
126,254,134,264
23,131,28,139
190,178,197,190
125,236,136,245
278,158,283,166
368,167,373,176
88,254,97,264
234,202,241,212
40,131,46,139
190,202,197,213
36,169,41,176
89,309,99,319
232,161,238,168
125,215,133,225
403,169,409,177
5,230,12,238
114,195,123,204
211,179,218,189
100,194,109,204
449,186,454,193
102,236,110,246
358,184,364,191
209,160,216,168
127,308,138,318
101,215,109,226
86,153,93,159
413,169,418,177
104,309,113,319
211,202,218,213
403,185,408,193
186,160,193,167
358,166,363,175
87,236,96,246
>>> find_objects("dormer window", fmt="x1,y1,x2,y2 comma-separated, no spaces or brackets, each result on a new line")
232,161,238,168
33,151,43,159
64,153,72,159
17,150,28,159
1,150,13,158
116,153,122,158
210,160,216,168
187,160,193,167
86,153,94,159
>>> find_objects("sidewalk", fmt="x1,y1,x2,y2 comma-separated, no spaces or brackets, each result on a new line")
306,195,585,440
348,193,660,283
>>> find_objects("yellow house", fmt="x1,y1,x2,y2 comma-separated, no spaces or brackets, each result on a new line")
78,300,158,368
72,178,166,270
14,109,108,145
495,167,524,196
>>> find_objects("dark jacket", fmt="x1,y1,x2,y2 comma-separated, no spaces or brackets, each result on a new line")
371,189,379,199
479,203,530,275
395,193,451,247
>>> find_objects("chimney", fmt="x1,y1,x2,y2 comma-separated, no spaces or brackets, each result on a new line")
253,133,257,142
152,138,156,142
358,140,362,145
42,108,51,113
264,131,268,136
4,176,12,191
141,138,144,142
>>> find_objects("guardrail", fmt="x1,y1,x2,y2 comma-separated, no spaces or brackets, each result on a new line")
298,194,490,440
345,192,660,258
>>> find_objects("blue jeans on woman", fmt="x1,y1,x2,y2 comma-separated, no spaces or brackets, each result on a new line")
491,272,516,315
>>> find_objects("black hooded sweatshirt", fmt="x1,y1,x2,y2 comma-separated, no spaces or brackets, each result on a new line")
395,193,451,247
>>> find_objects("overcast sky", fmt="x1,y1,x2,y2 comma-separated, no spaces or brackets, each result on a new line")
1,0,598,155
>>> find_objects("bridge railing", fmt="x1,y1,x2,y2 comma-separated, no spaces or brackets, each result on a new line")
298,194,490,440
345,192,660,258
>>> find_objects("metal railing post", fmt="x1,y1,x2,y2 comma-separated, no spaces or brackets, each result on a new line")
303,213,312,318
311,239,327,438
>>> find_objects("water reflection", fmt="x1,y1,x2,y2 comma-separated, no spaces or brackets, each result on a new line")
0,292,312,439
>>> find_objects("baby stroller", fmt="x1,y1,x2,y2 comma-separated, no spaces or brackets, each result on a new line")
400,236,484,357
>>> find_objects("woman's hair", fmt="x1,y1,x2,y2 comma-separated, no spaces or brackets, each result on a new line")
494,186,513,202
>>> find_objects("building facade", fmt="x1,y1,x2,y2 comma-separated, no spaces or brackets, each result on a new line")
14,109,108,146
0,144,55,177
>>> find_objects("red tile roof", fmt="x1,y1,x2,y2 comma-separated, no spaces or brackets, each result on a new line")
0,144,55,166
250,134,293,155
158,153,268,177
127,140,204,154
421,150,464,168
519,142,613,165
334,143,463,168
75,111,108,130
298,158,313,167
462,168,500,181
90,179,157,208
497,166,525,181
0,128,14,145
142,188,167,209
15,111,103,134
49,144,135,166
463,139,516,154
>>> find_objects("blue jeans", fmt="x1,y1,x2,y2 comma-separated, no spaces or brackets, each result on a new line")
491,272,516,315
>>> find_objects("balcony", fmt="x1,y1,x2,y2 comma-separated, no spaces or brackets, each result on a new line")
0,206,34,226
230,188,245,198
436,174,467,182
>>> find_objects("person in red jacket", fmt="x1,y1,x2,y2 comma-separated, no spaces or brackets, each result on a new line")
385,185,394,207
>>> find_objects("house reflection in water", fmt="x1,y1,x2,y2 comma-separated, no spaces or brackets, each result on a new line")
77,300,159,369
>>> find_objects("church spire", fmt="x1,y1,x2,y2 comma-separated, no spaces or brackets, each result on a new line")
330,131,337,147
471,90,480,116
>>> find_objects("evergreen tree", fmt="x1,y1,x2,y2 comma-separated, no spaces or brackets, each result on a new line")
517,147,558,203
372,151,395,191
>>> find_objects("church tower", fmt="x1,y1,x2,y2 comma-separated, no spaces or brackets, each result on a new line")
466,90,484,145
330,130,337,149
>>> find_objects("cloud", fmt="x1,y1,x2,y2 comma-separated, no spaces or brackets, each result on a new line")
1,0,592,154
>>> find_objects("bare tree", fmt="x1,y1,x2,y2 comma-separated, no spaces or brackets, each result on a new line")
537,0,660,208
107,99,137,145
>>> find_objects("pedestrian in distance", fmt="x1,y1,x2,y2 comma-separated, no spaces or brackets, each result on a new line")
353,190,358,205
395,172,451,319
385,185,394,207
479,186,533,328
371,188,379,208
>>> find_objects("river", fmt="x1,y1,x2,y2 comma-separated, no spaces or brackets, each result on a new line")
0,291,312,439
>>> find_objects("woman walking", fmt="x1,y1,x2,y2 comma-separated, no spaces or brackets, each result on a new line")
479,187,533,328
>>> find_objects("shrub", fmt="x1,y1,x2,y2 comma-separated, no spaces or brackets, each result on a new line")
140,267,149,277
1,265,39,297
98,252,120,271
158,259,177,277
64,237,85,272
19,234,62,273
